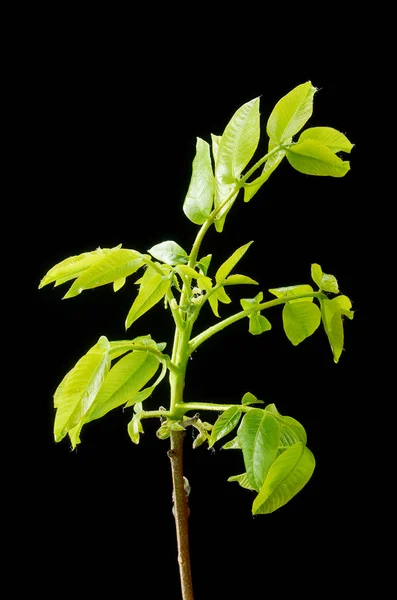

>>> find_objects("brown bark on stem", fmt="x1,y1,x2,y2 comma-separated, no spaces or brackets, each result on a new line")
169,430,194,600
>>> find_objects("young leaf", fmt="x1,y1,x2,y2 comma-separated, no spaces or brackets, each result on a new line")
248,312,271,335
242,392,264,406
197,254,212,275
208,407,242,448
227,473,255,491
243,149,285,203
109,336,166,360
321,295,354,363
148,241,188,266
113,278,126,292
252,443,315,514
264,403,307,451
157,421,171,440
298,127,353,154
223,274,258,286
183,137,215,225
282,302,321,345
128,413,144,444
53,336,111,445
86,351,160,422
237,409,280,491
63,249,144,299
311,263,339,293
267,82,317,145
222,437,241,450
216,286,231,304
215,241,253,284
125,266,170,329
286,139,350,177
39,245,122,289
216,97,260,185
269,284,315,302
176,265,201,279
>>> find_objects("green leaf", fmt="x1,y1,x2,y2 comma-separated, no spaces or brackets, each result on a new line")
156,421,171,440
286,139,350,177
176,265,201,279
125,265,170,329
128,413,144,444
223,274,258,286
86,351,160,422
113,277,126,292
264,403,307,452
299,127,353,154
237,409,280,492
269,284,314,302
215,241,253,284
216,97,260,185
267,81,317,145
124,354,168,407
222,437,241,450
252,443,315,514
216,286,231,304
53,336,111,446
63,249,144,299
243,149,285,203
242,392,264,406
183,137,215,225
321,295,354,363
148,241,188,266
39,245,122,289
209,407,242,448
249,313,271,335
197,254,212,275
109,336,166,359
227,473,255,491
282,302,321,345
311,263,339,293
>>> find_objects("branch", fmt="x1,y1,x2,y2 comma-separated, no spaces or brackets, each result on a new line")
189,292,325,353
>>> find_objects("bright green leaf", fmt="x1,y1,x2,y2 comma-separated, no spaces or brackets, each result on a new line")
216,97,260,184
113,277,126,292
53,336,111,445
311,263,339,293
242,392,264,406
156,421,171,440
215,242,253,284
267,82,316,145
264,403,307,452
128,413,144,444
125,266,170,329
109,336,166,360
299,127,353,154
197,254,212,275
222,437,241,450
321,296,354,363
269,284,314,302
227,473,255,491
86,351,160,422
286,139,350,177
249,313,271,335
39,245,122,289
216,286,231,304
209,407,242,448
282,302,321,345
124,354,168,407
252,443,315,514
237,409,280,491
63,249,144,299
176,265,201,279
224,274,258,286
148,241,188,266
183,137,215,224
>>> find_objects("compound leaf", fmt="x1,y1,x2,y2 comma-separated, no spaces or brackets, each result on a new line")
267,82,316,145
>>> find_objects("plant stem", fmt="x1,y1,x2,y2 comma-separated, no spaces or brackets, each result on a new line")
175,402,253,414
169,430,194,600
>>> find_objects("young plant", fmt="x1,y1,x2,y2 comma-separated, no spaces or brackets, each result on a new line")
39,81,353,600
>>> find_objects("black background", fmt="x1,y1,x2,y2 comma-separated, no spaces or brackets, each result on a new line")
13,13,374,599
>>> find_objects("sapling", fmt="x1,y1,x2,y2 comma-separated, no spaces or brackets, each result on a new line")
39,81,354,600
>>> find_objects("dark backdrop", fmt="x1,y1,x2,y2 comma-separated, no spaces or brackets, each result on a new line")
16,19,372,599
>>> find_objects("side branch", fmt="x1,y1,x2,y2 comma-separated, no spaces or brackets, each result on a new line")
189,292,325,353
